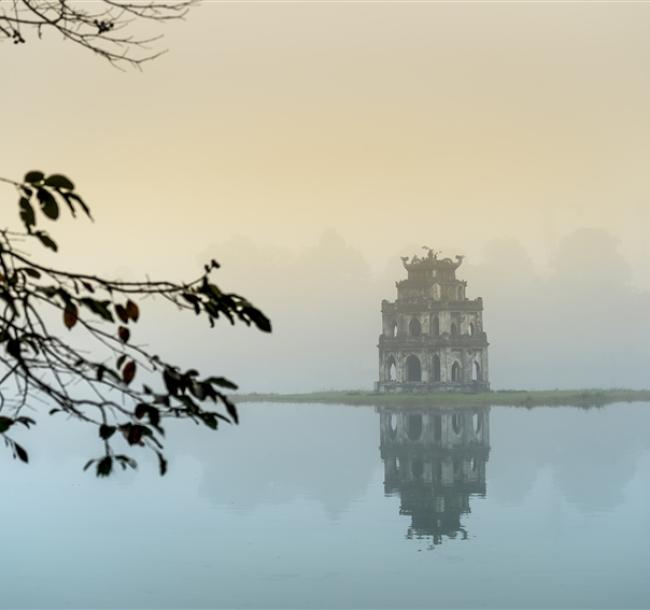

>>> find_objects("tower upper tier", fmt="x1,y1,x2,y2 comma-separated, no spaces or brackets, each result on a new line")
396,249,467,303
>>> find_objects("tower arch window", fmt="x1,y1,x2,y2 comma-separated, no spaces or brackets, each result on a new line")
451,361,461,382
387,356,397,381
432,354,441,381
451,322,458,336
468,322,475,336
409,317,421,337
406,355,422,382
472,361,481,381
431,316,440,337
390,320,397,337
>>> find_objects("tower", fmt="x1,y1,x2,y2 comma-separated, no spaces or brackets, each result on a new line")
376,248,489,392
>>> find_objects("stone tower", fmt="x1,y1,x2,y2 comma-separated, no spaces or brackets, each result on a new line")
376,248,489,392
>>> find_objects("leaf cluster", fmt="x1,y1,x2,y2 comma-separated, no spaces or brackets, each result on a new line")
0,170,271,476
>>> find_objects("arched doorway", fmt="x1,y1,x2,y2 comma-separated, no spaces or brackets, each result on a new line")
432,354,441,381
409,317,421,337
406,355,422,382
387,356,397,381
451,361,461,382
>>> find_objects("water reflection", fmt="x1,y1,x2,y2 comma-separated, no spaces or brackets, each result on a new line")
4,403,650,608
379,406,490,546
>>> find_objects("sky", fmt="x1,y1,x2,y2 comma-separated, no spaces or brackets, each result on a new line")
2,1,650,391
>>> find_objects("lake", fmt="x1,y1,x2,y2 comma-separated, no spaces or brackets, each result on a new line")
2,402,650,609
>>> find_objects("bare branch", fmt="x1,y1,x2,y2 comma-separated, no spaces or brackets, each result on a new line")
0,0,196,68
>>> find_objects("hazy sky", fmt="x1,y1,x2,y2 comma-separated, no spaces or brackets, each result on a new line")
3,2,650,276
3,1,650,390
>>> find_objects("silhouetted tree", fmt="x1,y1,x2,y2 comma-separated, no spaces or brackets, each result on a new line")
0,172,270,475
1,2,272,475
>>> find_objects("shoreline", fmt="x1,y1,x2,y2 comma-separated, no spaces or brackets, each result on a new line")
233,388,650,409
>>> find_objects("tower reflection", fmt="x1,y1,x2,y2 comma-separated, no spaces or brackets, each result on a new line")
378,406,490,546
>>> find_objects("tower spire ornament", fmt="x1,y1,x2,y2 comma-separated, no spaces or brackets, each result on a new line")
376,251,489,392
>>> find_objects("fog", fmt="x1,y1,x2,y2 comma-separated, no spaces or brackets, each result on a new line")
183,226,650,392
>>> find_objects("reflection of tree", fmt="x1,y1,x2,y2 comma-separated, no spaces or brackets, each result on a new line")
379,406,490,546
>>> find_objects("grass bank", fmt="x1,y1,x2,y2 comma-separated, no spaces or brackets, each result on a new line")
234,389,650,409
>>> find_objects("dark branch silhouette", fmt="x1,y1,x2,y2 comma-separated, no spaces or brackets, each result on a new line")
0,171,271,475
0,0,194,68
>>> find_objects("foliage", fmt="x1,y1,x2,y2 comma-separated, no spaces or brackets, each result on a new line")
0,171,271,475
0,0,194,68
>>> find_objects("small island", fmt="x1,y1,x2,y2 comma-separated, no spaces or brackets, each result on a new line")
234,388,650,409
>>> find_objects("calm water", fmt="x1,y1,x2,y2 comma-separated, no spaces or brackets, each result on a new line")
3,402,650,609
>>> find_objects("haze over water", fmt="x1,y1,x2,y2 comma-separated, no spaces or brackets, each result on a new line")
3,402,650,609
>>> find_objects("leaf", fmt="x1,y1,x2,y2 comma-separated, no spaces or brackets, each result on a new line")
206,376,239,390
99,424,116,440
63,192,92,219
83,459,95,472
34,230,58,252
15,416,36,429
80,298,113,322
114,304,128,323
116,353,127,370
200,413,218,430
124,424,151,445
156,451,168,476
37,188,59,220
118,326,130,343
0,416,13,433
21,267,41,279
190,381,207,400
114,455,138,471
122,360,136,385
14,443,29,463
96,456,113,477
19,197,36,230
6,338,21,360
24,170,44,184
44,174,75,190
163,368,180,396
218,392,239,425
135,404,160,427
63,303,78,329
182,292,199,306
125,300,139,322
247,307,272,333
